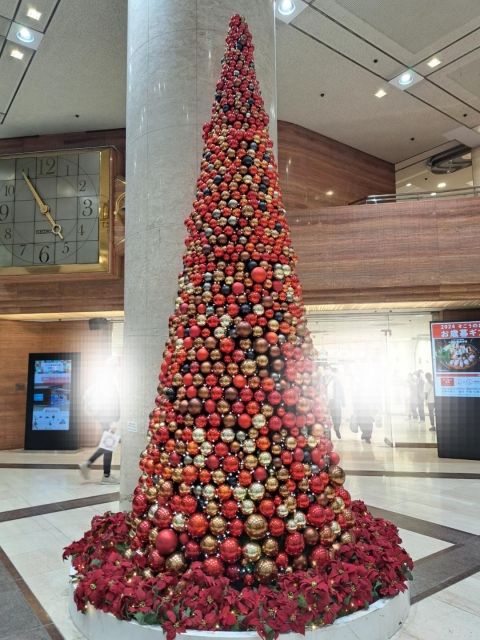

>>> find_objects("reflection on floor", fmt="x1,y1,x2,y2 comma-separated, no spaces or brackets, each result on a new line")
0,446,479,639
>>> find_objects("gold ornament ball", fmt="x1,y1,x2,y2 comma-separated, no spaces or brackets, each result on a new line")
210,516,227,536
262,537,279,557
166,552,186,574
320,526,335,546
331,521,341,537
206,501,219,516
328,466,346,486
172,513,186,531
248,482,265,501
245,514,268,540
241,499,255,515
200,535,218,555
340,531,356,545
254,558,278,584
243,541,262,562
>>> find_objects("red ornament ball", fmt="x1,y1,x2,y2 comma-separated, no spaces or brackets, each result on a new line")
219,537,242,564
147,549,165,571
285,531,305,557
309,546,330,568
251,267,267,283
155,529,178,555
187,513,209,538
307,504,326,527
203,557,224,577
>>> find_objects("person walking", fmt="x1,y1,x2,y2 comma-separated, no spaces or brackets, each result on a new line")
79,356,121,485
425,372,436,432
352,377,378,444
416,370,425,422
408,373,418,420
324,365,346,439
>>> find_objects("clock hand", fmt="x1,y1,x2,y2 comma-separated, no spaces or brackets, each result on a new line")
22,171,63,240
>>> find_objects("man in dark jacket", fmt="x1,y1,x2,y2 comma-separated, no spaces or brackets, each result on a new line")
324,365,346,439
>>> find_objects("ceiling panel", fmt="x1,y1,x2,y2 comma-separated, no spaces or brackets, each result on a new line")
312,0,480,68
0,15,9,36
276,22,458,163
407,80,480,127
447,57,480,100
0,0,19,20
0,0,127,138
16,0,59,32
415,29,480,77
334,0,480,54
292,5,404,79
0,41,33,113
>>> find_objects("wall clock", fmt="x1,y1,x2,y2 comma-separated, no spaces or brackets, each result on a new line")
0,147,121,280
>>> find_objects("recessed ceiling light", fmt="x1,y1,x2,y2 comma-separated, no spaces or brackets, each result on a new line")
326,190,333,196
427,57,441,68
430,192,437,196
16,27,34,43
375,89,387,98
278,0,296,15
27,8,41,20
406,183,412,187
10,49,24,59
398,72,414,86
437,182,446,188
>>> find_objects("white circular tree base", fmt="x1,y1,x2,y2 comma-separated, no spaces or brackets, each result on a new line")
69,575,410,640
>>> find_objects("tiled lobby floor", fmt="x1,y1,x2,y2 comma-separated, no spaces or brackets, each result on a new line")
0,443,479,639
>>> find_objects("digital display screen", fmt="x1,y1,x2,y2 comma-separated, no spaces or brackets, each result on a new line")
431,322,480,398
32,360,72,430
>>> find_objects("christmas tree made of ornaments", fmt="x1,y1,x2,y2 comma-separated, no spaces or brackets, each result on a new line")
65,15,412,638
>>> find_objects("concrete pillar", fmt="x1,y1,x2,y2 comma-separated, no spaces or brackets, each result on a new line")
472,146,480,188
121,0,276,509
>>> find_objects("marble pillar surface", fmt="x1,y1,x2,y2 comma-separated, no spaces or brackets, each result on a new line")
121,0,276,509
471,146,480,187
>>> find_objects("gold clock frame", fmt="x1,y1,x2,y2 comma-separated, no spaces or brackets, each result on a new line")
0,147,114,279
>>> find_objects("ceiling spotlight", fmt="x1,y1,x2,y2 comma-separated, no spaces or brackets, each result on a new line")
427,57,441,68
16,27,34,43
326,190,333,196
10,49,24,59
278,0,296,15
375,89,387,98
27,8,41,20
406,183,412,187
437,182,446,188
430,192,437,196
398,72,414,86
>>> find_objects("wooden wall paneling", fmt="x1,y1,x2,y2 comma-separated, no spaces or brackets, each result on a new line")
277,121,395,212
291,197,480,305
0,129,126,156
0,320,113,450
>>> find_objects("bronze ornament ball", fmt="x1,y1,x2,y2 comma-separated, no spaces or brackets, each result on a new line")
254,558,278,584
244,514,268,540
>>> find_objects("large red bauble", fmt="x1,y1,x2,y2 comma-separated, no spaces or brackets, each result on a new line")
309,546,330,568
155,529,178,555
132,494,148,516
285,531,305,556
196,348,209,361
187,513,209,538
259,499,275,518
223,499,238,519
182,495,197,515
203,557,224,577
232,282,244,295
148,549,165,571
226,565,242,581
253,467,267,482
269,517,285,537
307,504,326,527
206,455,220,470
219,537,242,563
251,266,267,283
329,452,340,465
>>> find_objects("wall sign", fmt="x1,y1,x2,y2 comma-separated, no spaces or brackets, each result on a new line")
431,322,480,397
25,352,80,450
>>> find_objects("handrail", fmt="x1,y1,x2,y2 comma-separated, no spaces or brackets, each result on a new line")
349,185,480,205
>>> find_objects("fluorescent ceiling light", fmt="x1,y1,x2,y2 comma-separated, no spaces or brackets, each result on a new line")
398,72,414,86
375,89,387,98
10,49,24,59
427,57,441,68
16,27,34,43
278,0,295,15
27,8,41,20
326,190,333,196
406,183,412,187
437,182,446,188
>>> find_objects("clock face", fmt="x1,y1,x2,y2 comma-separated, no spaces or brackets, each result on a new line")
0,151,102,268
